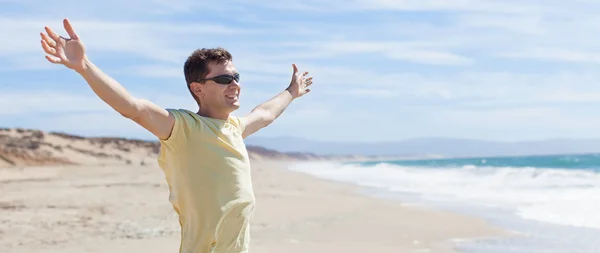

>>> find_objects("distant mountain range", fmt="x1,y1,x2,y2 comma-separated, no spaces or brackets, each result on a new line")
244,136,600,158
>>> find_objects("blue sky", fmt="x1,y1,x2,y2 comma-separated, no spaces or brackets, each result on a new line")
3,0,600,142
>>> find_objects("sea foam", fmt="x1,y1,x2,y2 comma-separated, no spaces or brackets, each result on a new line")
289,161,600,230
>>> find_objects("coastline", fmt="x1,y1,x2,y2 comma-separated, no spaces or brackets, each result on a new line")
1,159,509,253
252,160,510,253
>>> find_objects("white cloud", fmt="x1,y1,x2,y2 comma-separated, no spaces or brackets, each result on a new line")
129,65,183,79
0,89,174,139
237,0,600,67
0,17,265,65
345,89,396,98
45,112,142,132
293,40,472,66
270,103,334,127
456,14,545,35
0,90,111,116
308,67,600,106
497,48,600,64
135,0,209,14
0,0,220,17
432,106,600,135
1,55,58,71
0,89,152,138
373,0,580,15
440,107,559,125
242,0,554,14
4,0,600,67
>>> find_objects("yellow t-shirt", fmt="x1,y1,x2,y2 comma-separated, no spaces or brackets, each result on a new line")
157,109,255,253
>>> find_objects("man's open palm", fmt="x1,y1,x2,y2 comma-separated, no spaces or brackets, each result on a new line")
40,18,87,73
287,64,313,99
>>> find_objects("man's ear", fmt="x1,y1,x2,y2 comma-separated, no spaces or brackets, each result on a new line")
190,82,204,97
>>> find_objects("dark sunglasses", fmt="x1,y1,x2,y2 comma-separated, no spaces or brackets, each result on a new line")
198,73,240,85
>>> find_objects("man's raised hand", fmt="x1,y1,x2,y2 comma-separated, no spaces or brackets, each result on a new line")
286,63,313,99
40,18,87,73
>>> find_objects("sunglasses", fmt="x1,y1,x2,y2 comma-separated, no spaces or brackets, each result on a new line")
198,73,240,85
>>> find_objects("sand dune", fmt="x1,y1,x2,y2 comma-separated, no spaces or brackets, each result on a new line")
0,128,349,169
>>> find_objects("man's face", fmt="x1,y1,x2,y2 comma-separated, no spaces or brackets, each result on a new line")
198,60,241,115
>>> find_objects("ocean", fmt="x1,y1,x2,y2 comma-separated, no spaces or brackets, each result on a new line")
288,153,600,253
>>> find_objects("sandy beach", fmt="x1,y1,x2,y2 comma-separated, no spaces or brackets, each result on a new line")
1,158,507,253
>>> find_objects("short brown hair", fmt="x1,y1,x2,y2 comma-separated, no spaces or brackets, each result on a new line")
183,47,233,102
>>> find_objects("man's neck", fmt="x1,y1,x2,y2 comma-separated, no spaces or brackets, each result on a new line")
197,107,230,120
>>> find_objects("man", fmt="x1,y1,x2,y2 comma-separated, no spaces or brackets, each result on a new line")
39,18,313,253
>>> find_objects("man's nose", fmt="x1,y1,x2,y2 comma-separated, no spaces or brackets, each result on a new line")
229,80,241,88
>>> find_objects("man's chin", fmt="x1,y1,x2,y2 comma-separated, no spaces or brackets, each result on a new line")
226,103,240,111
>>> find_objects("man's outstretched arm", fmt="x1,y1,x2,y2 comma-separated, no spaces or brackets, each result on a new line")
40,18,174,140
77,60,175,140
241,64,313,138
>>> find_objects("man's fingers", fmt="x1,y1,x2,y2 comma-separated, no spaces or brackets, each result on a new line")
44,26,61,41
292,63,298,74
63,18,79,40
304,76,313,85
40,32,56,47
302,71,309,76
41,40,57,55
45,55,62,64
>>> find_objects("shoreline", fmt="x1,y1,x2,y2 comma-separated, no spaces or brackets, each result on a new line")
1,159,509,253
287,159,600,253
255,160,510,252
